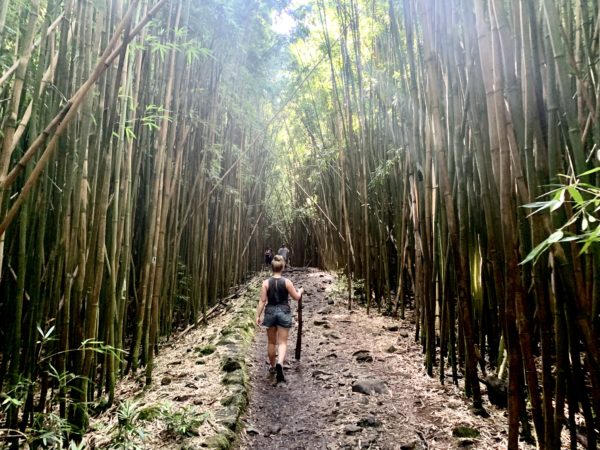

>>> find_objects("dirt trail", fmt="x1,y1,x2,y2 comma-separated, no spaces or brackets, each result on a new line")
240,268,515,450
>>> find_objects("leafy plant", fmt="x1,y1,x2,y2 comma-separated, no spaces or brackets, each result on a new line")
1,377,33,412
105,401,208,448
161,405,208,437
28,411,73,448
108,400,162,450
522,167,600,264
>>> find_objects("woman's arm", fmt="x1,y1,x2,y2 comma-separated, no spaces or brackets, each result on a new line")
285,279,304,300
255,281,268,325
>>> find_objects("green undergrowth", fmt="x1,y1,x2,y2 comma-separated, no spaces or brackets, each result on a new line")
105,400,208,449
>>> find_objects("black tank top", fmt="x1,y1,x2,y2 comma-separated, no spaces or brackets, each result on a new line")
267,277,289,306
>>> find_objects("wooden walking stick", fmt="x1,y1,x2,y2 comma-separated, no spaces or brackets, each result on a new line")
295,293,303,360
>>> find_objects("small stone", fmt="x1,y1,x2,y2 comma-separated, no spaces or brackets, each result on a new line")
452,425,480,438
221,357,242,372
357,416,381,428
246,427,259,435
459,438,476,447
161,377,172,385
324,330,341,339
328,299,335,305
471,405,489,418
312,370,331,379
353,350,374,363
482,374,507,408
399,330,410,338
267,423,282,435
400,440,426,450
195,344,216,355
352,379,389,395
174,394,193,402
386,345,397,353
344,425,363,435
185,382,198,389
314,319,330,326
222,370,245,386
218,416,238,431
195,360,205,365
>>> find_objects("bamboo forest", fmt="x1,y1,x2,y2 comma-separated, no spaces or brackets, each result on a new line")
0,0,599,448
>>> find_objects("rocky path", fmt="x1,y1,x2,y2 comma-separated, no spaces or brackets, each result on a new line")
87,267,526,449
240,268,518,450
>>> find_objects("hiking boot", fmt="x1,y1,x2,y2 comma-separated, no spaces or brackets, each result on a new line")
275,363,285,383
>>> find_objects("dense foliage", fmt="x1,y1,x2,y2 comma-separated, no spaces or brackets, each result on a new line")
277,0,600,448
0,0,287,444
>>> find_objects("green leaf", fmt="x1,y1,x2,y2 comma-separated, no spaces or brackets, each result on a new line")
521,230,564,265
521,241,547,265
550,189,565,212
578,167,600,177
582,216,589,231
547,230,564,243
567,186,584,205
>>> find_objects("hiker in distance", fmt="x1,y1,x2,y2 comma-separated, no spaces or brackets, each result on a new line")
255,254,304,383
264,247,273,268
277,243,289,265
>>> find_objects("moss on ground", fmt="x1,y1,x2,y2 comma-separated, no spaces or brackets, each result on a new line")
201,279,258,449
220,389,248,409
195,344,216,355
221,370,247,386
452,426,480,438
205,429,235,449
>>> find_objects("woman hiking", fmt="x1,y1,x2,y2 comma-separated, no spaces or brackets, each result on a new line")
255,254,304,383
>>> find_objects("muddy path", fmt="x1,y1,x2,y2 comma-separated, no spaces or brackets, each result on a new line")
240,268,517,450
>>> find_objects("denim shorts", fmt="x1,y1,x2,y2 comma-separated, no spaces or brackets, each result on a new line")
263,305,292,328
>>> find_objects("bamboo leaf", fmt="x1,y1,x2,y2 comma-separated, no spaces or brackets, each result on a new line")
567,186,584,205
550,189,566,212
547,230,565,244
578,167,600,177
521,231,564,265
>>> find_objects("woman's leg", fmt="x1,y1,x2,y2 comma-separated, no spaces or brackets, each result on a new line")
276,326,290,365
267,326,277,367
